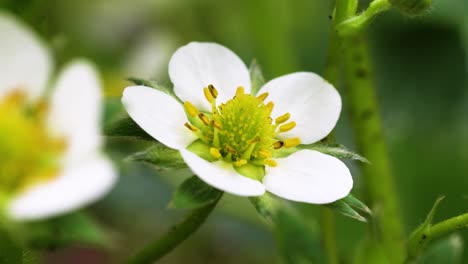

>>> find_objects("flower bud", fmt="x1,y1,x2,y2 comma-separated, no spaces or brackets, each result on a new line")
389,0,431,16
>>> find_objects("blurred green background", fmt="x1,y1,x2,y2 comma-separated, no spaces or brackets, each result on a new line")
2,0,467,263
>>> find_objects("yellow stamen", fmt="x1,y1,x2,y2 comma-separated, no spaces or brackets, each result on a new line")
273,141,284,149
184,101,199,117
258,150,272,158
234,159,247,167
203,87,214,103
264,159,277,167
184,122,198,132
283,137,301,148
275,113,290,124
235,86,245,97
266,102,274,113
211,120,222,129
279,121,296,132
210,148,221,159
208,84,218,99
256,92,269,102
198,113,210,125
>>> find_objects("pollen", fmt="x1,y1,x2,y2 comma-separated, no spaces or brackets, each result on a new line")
0,90,65,196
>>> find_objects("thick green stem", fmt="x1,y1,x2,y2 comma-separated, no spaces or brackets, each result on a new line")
430,213,468,239
125,196,221,264
339,33,405,263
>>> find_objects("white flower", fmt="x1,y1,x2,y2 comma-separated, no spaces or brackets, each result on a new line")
0,12,117,220
122,42,352,204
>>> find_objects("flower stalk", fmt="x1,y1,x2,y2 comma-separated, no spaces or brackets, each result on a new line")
126,195,222,264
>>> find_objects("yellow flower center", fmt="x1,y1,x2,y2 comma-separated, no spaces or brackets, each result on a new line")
0,90,66,197
183,85,300,178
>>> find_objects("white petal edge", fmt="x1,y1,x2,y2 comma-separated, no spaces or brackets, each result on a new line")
122,85,196,150
258,72,342,144
47,60,103,164
0,12,52,101
169,42,251,112
263,150,352,204
180,149,265,197
9,156,117,221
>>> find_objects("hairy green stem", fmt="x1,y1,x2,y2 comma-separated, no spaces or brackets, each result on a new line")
406,212,468,262
340,33,405,263
125,196,221,264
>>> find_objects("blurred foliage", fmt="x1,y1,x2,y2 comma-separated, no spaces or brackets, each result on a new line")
1,0,467,262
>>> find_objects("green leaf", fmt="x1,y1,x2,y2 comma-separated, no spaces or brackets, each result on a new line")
127,142,187,170
104,115,154,141
24,212,111,250
127,77,179,100
419,233,464,264
341,194,372,215
249,59,266,95
169,176,222,210
302,143,369,163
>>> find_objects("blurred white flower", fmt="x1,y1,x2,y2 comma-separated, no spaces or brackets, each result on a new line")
0,12,117,220
123,42,352,204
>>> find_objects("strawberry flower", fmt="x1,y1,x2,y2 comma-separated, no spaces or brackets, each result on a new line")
123,42,352,204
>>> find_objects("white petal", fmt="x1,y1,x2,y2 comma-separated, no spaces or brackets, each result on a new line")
47,60,103,164
122,86,196,150
169,42,250,111
0,12,52,101
263,150,352,204
180,149,265,196
9,156,117,221
258,72,341,144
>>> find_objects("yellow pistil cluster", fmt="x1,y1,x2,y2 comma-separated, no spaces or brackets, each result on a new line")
183,85,300,170
0,90,66,196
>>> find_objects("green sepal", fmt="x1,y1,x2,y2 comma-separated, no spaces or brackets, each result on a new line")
186,140,217,162
104,114,154,141
302,142,369,163
324,194,371,222
127,77,178,100
169,176,223,210
23,212,111,250
407,196,445,259
234,163,265,181
127,142,186,170
249,59,266,96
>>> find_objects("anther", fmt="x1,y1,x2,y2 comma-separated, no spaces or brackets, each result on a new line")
234,159,247,167
210,120,222,129
184,101,199,117
266,102,274,113
273,141,284,149
236,86,245,97
279,121,296,132
225,146,237,154
264,159,277,167
203,87,214,103
257,92,269,102
198,113,210,125
249,137,260,144
208,84,218,99
184,122,198,132
275,113,290,124
258,150,272,158
210,148,222,159
283,137,301,148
